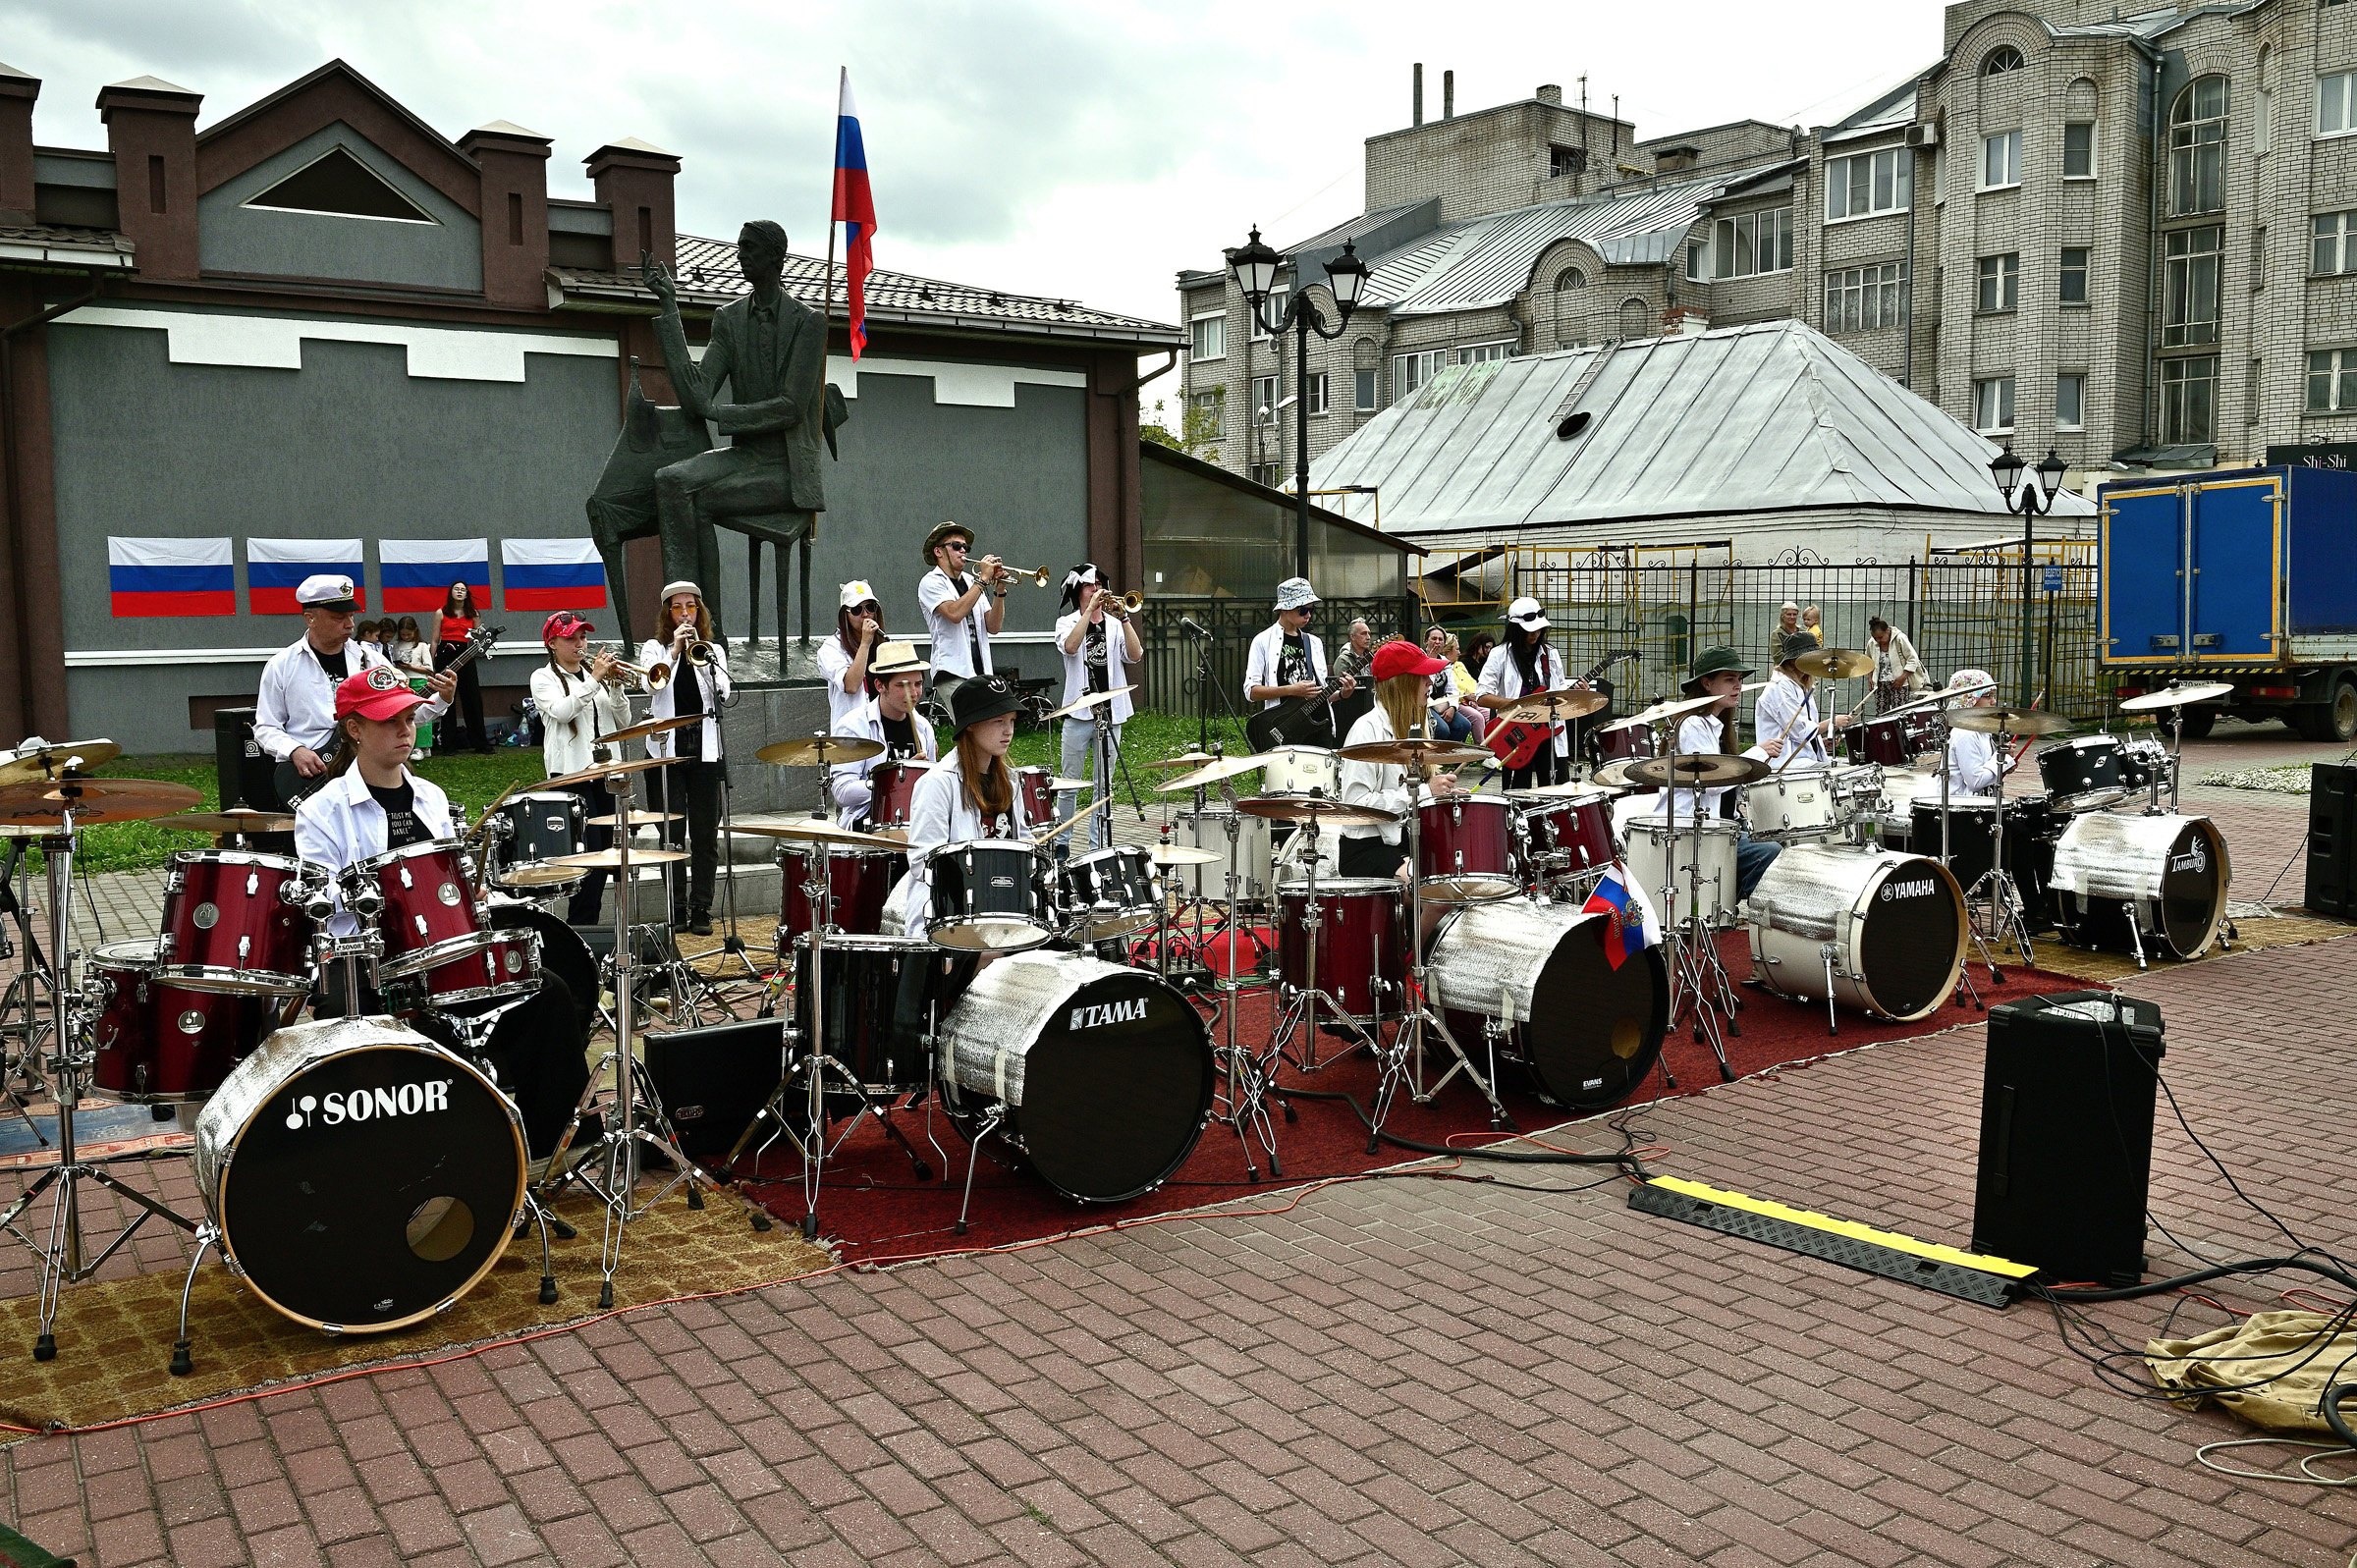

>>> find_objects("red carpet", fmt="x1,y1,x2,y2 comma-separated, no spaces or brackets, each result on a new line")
740,928,2078,1263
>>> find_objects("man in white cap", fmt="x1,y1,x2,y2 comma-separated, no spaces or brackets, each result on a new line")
1475,596,1579,788
1244,577,1352,741
827,640,938,828
1940,668,2009,798
255,573,455,797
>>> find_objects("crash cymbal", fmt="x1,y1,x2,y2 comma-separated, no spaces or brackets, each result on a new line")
728,817,909,849
164,809,298,836
1144,751,1219,772
549,847,691,870
497,864,587,888
2118,680,2235,714
0,777,201,827
604,713,699,746
1158,751,1278,792
1046,684,1135,721
1145,843,1224,868
1490,688,1609,725
1601,692,1720,733
1947,706,2071,736
755,733,887,768
0,739,124,787
1334,737,1493,767
539,754,678,791
1233,793,1398,828
1046,776,1093,793
1794,646,1877,680
584,809,683,829
1626,753,1770,788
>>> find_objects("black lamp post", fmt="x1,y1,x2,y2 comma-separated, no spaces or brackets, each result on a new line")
1990,444,2069,706
1226,228,1368,578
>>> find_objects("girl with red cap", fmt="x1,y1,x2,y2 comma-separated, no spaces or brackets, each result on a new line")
1335,639,1463,881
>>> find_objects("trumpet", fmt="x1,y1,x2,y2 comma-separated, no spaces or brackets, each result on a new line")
599,646,669,690
986,563,1054,587
644,635,718,688
1098,589,1146,621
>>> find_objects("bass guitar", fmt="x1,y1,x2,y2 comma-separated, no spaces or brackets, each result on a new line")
1486,648,1636,770
276,623,505,807
1245,660,1354,752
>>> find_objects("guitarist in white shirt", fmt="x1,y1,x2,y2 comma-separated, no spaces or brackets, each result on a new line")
1474,597,1578,790
255,574,454,796
1243,576,1354,741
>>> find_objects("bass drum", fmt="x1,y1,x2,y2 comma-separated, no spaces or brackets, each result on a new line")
936,952,1214,1204
1425,900,1668,1110
2049,812,2229,960
1745,844,1966,1021
192,1016,524,1332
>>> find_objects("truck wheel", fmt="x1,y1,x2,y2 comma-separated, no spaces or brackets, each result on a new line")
2174,706,2217,741
2324,675,2357,743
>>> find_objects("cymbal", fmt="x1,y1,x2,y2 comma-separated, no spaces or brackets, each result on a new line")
1627,753,1770,788
496,864,586,888
1491,688,1609,724
164,809,297,836
550,847,690,870
0,777,201,827
1589,759,1649,790
1233,793,1397,828
728,817,909,849
1144,751,1218,772
2119,680,2234,714
1947,706,2071,736
0,739,123,787
539,754,678,791
1601,692,1720,733
1334,737,1492,767
1158,752,1276,792
1795,646,1877,679
755,734,886,768
1046,684,1135,721
1146,843,1224,868
604,713,698,746
1507,784,1615,803
1046,776,1093,792
584,809,683,829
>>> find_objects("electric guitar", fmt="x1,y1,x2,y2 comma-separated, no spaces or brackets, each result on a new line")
1246,660,1354,752
1486,649,1636,770
276,623,504,807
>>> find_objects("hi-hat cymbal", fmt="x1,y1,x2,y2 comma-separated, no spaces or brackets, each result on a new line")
1146,842,1224,868
2118,680,2234,714
550,847,691,870
1795,646,1877,679
1627,753,1770,788
1144,751,1219,772
1047,684,1135,721
1233,793,1397,828
728,817,909,849
539,754,678,791
755,734,886,768
584,809,683,829
1947,706,2071,736
164,809,298,836
496,864,587,888
604,713,699,746
0,739,124,787
1590,759,1650,790
0,777,201,827
1335,737,1493,767
1602,692,1720,733
1159,751,1277,792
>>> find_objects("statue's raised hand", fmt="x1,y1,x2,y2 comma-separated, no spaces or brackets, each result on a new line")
643,257,677,307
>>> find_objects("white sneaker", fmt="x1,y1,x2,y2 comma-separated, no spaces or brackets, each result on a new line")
410,748,426,761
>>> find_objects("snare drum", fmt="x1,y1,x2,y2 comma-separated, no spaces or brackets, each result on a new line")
1260,745,1340,798
779,845,906,943
1512,789,1618,881
1415,796,1518,902
1746,845,1966,1021
793,933,941,1094
488,792,585,890
865,758,933,828
1744,769,1838,840
926,840,1055,951
157,849,312,995
1275,878,1406,1021
1057,845,1162,942
1620,818,1740,927
2038,734,2131,814
90,939,274,1103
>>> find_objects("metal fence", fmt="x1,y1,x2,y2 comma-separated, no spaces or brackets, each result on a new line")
1133,595,1416,719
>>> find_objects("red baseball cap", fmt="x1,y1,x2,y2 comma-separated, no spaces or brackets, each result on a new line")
334,665,426,723
1371,638,1448,684
542,611,594,640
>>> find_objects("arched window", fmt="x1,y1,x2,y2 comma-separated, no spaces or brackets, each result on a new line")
2170,76,2228,216
1555,267,1587,292
1618,297,1652,339
1981,45,2025,78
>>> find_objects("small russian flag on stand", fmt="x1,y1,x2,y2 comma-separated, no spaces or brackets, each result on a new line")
247,538,363,614
501,538,606,610
107,537,235,618
380,538,489,613
1581,866,1660,971
832,68,877,360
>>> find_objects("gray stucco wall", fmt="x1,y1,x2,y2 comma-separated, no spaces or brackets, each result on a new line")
198,124,483,293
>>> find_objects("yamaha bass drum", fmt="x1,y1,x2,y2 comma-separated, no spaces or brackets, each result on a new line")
1744,844,1966,1021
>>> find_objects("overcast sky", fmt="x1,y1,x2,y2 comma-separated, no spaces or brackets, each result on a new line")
21,1,1944,336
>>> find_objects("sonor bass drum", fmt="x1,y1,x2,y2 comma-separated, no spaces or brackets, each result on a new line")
2049,812,2229,960
1744,844,1966,1021
192,1015,525,1333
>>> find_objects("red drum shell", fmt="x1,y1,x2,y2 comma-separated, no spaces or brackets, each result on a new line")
407,929,540,1014
1014,766,1054,827
352,843,488,979
1414,796,1518,901
866,760,931,828
1520,794,1618,876
1597,726,1657,762
1276,880,1405,1022
157,850,311,995
780,847,907,944
90,940,271,1102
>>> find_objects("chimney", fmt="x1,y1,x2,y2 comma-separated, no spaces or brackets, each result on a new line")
1443,70,1454,120
1664,305,1711,336
461,120,553,309
0,61,36,226
96,74,202,280
1536,83,1562,106
1413,63,1424,127
584,136,681,271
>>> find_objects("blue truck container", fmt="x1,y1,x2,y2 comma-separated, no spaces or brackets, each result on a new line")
2098,464,2357,740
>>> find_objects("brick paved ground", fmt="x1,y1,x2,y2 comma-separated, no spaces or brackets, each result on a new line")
0,720,2348,1565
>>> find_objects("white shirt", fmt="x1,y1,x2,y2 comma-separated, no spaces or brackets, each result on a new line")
1945,724,2006,798
826,695,939,821
1648,711,1737,821
815,637,866,730
1475,642,1569,760
1243,623,1326,710
1874,629,1926,694
889,757,1034,936
293,767,456,936
638,636,732,761
1055,609,1134,726
530,661,633,779
919,568,993,678
1753,672,1832,771
390,638,434,674
1337,706,1431,847
253,636,449,762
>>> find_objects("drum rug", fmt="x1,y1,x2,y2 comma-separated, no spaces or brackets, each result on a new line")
0,1186,829,1433
2028,913,2350,984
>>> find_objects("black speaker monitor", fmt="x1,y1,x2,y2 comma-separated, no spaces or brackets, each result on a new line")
213,706,285,814
640,1017,786,1164
2309,763,2357,919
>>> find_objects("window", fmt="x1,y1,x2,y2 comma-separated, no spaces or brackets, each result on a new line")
1823,262,1908,332
2059,246,2090,304
2161,355,2218,442
1982,45,2026,77
2254,225,2268,289
1393,349,1445,399
1250,463,1282,489
1189,313,1225,362
1977,252,2020,311
2307,349,2357,411
2063,122,2097,178
1686,237,1709,281
2259,88,2275,154
1249,287,1287,343
1352,368,1377,411
1709,206,1792,277
1974,376,2016,434
1982,130,2023,189
1459,340,1514,364
1306,372,1330,416
1555,267,1587,292
1825,147,1912,220
243,146,436,223
2321,72,2357,136
2250,358,2264,423
2314,210,2357,274
2169,78,2228,216
2163,226,2222,346
1188,388,1224,447
1250,374,1279,423
2057,373,2086,431
1550,143,1585,179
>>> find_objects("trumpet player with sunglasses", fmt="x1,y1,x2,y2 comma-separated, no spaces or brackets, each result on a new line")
917,519,1007,714
1053,564,1142,850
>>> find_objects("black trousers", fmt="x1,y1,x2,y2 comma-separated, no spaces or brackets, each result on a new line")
654,756,726,916
1503,745,1569,793
436,640,489,749
1338,835,1408,880
559,780,614,926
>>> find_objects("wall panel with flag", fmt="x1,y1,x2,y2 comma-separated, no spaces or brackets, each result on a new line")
381,539,490,613
501,538,605,610
247,538,363,614
107,537,236,617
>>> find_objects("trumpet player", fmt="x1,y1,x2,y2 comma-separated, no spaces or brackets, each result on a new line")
531,611,633,925
1055,564,1140,850
639,581,732,935
918,519,1005,707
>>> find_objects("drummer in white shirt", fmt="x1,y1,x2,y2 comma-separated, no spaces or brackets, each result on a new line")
1648,647,1781,898
816,579,889,730
826,641,938,828
1751,630,1854,770
889,675,1036,939
1337,640,1462,881
1940,668,2010,798
1053,564,1141,850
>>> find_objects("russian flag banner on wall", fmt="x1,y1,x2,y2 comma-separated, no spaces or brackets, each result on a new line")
108,537,235,617
247,537,363,615
381,538,490,613
501,538,606,610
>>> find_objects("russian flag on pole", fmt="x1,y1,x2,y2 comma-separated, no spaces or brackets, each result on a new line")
380,538,490,613
247,537,363,615
1580,865,1659,971
831,67,878,360
108,537,235,618
501,538,606,610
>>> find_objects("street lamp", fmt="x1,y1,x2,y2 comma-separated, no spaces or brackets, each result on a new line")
1990,444,2069,705
1226,227,1368,577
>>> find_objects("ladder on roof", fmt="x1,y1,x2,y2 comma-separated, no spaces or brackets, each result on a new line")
1550,338,1620,422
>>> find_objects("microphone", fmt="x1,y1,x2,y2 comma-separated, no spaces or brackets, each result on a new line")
1178,617,1212,639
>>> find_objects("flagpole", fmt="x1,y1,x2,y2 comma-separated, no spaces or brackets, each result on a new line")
810,66,843,580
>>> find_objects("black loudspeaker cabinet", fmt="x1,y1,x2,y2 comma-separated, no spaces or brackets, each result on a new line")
1972,991,2165,1287
2309,764,2357,919
213,707,286,814
640,1016,787,1164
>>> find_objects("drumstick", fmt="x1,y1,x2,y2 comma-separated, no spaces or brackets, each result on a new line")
1028,794,1110,846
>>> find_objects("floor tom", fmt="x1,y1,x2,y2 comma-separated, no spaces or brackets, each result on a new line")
1171,805,1273,904
1620,818,1740,927
1275,877,1406,1022
793,934,943,1095
779,844,906,943
90,939,275,1103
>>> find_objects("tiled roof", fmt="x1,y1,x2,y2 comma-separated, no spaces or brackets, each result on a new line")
0,222,136,269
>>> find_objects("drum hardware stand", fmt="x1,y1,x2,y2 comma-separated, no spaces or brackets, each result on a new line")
1647,741,1737,1079
699,765,767,997
0,843,56,1138
1209,804,1287,1178
1379,771,1514,1146
1267,815,1383,1077
1922,724,1997,1007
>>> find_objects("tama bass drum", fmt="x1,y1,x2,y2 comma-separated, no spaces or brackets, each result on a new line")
1425,899,1669,1109
2049,812,2229,960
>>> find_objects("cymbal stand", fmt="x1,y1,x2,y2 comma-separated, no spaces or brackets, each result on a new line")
1204,792,1283,1181
1653,746,1735,1079
1922,724,1992,1008
0,791,196,1361
1380,770,1514,1144
695,765,767,1000
1268,809,1381,1075
0,838,55,1140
